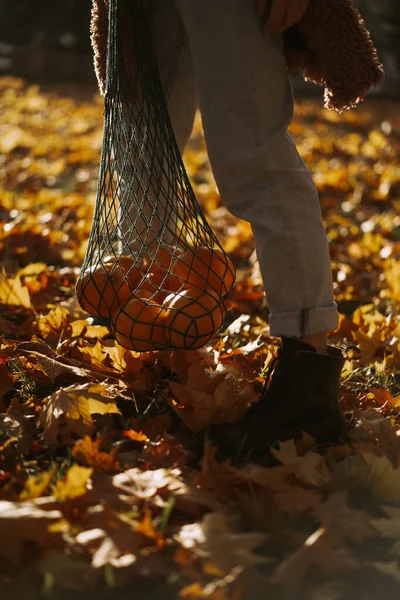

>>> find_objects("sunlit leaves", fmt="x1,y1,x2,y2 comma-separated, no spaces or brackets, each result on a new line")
2,78,400,598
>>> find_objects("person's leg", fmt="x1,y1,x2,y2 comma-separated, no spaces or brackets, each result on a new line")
118,0,197,254
174,0,343,446
175,0,337,346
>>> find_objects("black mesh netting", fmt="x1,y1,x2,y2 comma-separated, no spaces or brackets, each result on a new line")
76,0,235,352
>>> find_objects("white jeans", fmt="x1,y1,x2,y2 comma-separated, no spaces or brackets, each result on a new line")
130,0,339,338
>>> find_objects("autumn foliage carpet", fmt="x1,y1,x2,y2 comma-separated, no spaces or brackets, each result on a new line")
1,77,400,599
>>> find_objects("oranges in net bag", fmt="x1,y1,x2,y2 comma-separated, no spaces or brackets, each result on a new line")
76,0,235,351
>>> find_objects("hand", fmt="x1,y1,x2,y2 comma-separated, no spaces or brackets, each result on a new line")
255,0,310,34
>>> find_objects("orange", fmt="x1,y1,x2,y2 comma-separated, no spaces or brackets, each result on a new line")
165,272,185,293
171,246,235,296
164,287,226,349
102,254,144,288
112,298,168,352
76,262,132,319
133,288,153,301
143,244,184,275
138,271,168,299
137,271,185,303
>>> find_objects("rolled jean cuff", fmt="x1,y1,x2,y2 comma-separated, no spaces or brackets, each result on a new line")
269,303,339,338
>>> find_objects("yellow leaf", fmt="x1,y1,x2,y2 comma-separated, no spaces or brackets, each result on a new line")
71,436,119,472
39,382,121,443
0,272,31,308
0,125,35,153
38,306,70,339
54,465,93,501
17,263,48,277
179,583,204,598
20,467,56,500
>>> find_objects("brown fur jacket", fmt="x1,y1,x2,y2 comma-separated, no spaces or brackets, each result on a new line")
91,0,384,112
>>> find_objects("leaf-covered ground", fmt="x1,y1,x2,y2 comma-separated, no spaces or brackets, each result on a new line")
1,76,400,599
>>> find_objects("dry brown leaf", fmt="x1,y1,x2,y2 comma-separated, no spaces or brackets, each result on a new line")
0,409,33,454
0,499,63,562
176,511,268,573
333,452,400,505
112,467,188,503
272,529,361,593
110,466,218,517
272,440,332,487
169,373,257,432
37,305,70,343
371,560,400,583
39,382,121,443
314,491,376,543
186,360,226,394
29,351,94,384
75,505,140,569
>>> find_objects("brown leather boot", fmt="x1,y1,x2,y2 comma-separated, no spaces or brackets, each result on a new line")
207,337,345,458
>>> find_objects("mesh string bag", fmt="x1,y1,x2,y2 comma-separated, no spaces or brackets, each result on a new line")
76,0,235,352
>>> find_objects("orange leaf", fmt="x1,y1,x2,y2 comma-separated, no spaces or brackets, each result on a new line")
136,509,165,549
71,436,119,472
123,430,149,443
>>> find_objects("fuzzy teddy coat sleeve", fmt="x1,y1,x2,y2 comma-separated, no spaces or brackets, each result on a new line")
90,0,384,112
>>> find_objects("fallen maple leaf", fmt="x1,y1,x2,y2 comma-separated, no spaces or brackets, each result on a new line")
37,306,70,346
333,452,400,505
169,371,257,432
28,351,95,384
71,436,119,472
20,467,56,500
272,528,361,593
70,319,110,340
272,440,332,487
136,508,165,549
368,387,398,407
176,511,268,573
0,272,31,308
313,491,376,544
0,409,33,454
54,464,93,501
39,382,121,443
123,429,149,443
75,506,140,569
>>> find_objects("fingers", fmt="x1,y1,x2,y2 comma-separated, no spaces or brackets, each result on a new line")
264,0,310,35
